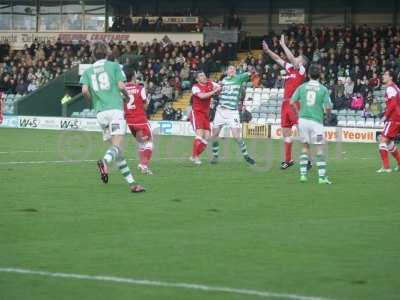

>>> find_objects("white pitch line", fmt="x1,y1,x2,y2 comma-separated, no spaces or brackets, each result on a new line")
0,267,333,300
0,157,188,165
0,150,56,154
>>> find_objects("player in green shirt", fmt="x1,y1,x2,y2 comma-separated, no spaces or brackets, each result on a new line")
210,65,256,165
290,63,333,184
80,41,145,193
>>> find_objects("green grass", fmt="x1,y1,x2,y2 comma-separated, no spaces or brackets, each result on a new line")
0,128,399,300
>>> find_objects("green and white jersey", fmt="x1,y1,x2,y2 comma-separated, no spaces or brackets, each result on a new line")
291,80,332,124
219,73,250,110
80,59,126,113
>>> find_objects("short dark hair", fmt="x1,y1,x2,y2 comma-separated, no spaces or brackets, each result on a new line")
125,71,134,82
92,41,108,60
196,71,205,78
386,70,396,80
308,63,321,80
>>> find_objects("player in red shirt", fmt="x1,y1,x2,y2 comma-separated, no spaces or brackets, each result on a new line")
124,73,154,175
189,71,221,164
263,35,309,169
377,70,400,173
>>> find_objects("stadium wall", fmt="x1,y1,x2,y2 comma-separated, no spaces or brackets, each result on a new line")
0,32,204,50
0,115,383,143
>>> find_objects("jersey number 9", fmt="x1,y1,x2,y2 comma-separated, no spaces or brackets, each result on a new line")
306,91,316,106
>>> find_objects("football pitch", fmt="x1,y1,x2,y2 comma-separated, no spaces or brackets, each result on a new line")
0,128,399,300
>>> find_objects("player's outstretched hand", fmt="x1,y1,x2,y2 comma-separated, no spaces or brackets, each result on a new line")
262,40,269,52
214,85,222,93
280,34,286,47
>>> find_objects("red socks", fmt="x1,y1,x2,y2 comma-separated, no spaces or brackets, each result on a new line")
192,137,208,158
388,143,400,166
379,143,390,169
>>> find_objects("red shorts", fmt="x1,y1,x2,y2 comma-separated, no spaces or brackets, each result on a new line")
281,101,299,128
190,110,210,131
382,121,400,139
128,122,152,140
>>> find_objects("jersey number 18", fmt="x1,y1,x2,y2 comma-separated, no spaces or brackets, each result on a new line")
91,72,110,91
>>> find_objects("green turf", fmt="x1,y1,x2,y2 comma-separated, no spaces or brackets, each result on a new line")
0,128,399,300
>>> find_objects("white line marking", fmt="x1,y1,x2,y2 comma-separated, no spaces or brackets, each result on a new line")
0,267,333,300
0,157,187,166
0,150,56,154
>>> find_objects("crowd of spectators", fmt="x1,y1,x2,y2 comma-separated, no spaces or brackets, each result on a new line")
0,38,237,120
3,23,400,121
109,16,203,33
0,40,85,96
243,24,400,114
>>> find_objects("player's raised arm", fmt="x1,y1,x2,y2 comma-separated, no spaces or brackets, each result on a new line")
114,63,130,102
192,85,220,99
82,84,91,103
192,72,221,99
262,40,285,68
80,69,92,104
290,86,301,114
279,34,296,66
118,81,130,102
141,86,150,110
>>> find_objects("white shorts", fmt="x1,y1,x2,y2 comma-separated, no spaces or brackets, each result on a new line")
96,109,127,141
298,118,325,145
212,106,240,129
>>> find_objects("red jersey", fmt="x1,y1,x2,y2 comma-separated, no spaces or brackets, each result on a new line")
191,81,219,114
124,83,149,124
283,62,306,101
384,83,400,123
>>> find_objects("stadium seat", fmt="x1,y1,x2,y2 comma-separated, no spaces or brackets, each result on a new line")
347,117,356,127
257,118,266,125
375,119,385,127
355,117,365,127
71,112,80,117
365,118,375,127
338,116,347,126
266,114,275,124
270,88,278,95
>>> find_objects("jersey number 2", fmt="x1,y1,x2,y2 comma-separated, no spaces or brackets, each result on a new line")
91,72,110,91
127,95,136,109
306,91,316,106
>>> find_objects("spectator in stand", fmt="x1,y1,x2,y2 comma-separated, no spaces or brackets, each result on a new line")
162,102,176,120
344,77,355,99
138,16,149,32
175,108,183,121
155,16,163,32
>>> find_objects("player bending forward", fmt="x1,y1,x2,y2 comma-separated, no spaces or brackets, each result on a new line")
263,35,309,169
211,65,255,165
124,73,154,175
376,70,400,173
80,42,145,193
189,71,221,165
290,63,333,184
